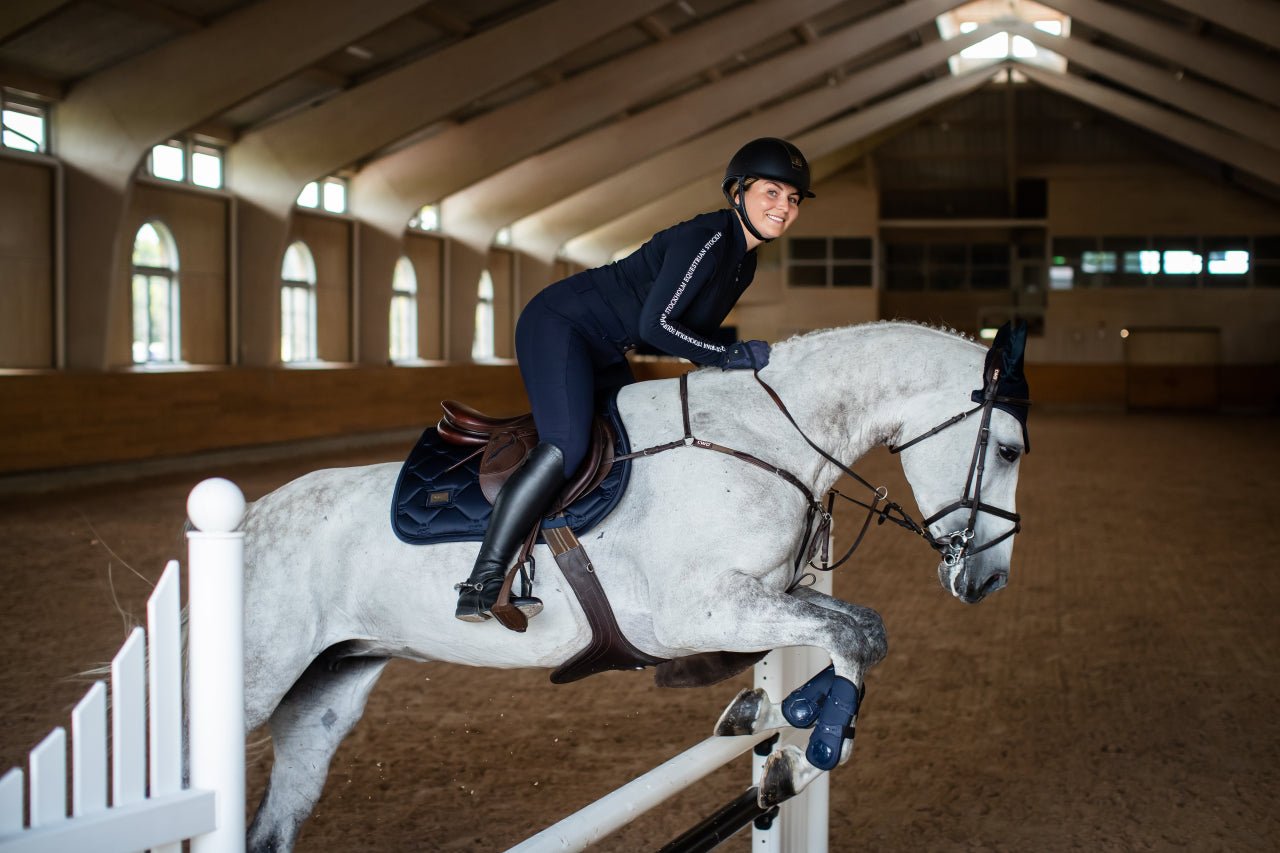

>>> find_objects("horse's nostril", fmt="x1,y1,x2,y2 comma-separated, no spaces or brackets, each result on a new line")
980,572,1006,597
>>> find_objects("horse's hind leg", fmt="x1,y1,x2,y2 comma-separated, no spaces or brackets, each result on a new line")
247,647,390,853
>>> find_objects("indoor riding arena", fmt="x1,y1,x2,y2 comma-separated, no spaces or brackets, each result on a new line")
2,1,1277,851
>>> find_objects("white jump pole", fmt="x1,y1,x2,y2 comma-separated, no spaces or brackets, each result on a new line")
505,731,778,853
185,478,247,853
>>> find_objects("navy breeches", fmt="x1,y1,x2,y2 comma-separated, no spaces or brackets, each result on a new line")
515,276,635,477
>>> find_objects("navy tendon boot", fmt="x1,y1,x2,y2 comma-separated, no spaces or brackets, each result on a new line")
455,442,566,623
805,675,863,771
781,663,836,728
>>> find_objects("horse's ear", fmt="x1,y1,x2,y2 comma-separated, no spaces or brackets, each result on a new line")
987,319,1032,452
1001,320,1027,380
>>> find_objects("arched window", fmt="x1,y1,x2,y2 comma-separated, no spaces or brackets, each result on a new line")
131,221,180,363
389,256,418,361
281,241,317,362
472,271,495,360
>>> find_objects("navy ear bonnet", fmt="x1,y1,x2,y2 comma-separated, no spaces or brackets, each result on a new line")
971,320,1031,452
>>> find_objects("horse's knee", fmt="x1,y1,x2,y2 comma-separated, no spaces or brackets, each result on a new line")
792,589,888,665
850,606,888,665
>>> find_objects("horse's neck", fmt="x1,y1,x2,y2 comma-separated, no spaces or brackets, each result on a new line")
703,324,976,496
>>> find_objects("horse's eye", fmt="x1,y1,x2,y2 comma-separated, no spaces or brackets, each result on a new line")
998,444,1021,463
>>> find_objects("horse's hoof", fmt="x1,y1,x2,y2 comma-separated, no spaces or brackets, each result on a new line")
715,688,764,736
758,747,800,809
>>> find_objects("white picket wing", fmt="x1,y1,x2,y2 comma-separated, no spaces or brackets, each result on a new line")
71,681,107,817
0,478,246,853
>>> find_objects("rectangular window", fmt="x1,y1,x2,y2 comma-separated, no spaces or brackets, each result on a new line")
1097,237,1148,287
1050,236,1095,289
1,95,48,153
145,138,223,189
409,204,440,232
298,177,347,213
150,141,185,182
1081,251,1115,273
1254,235,1280,288
191,143,223,189
787,236,874,288
297,182,320,208
1049,234,1278,287
970,243,1010,291
322,178,346,213
885,241,1010,291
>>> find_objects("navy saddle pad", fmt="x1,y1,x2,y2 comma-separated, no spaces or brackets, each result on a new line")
391,396,632,545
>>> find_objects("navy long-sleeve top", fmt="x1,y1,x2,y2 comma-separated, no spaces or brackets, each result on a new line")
593,208,757,365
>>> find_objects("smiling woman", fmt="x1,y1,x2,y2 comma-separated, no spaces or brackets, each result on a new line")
451,137,817,627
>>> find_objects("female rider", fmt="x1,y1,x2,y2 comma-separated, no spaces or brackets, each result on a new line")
455,137,814,623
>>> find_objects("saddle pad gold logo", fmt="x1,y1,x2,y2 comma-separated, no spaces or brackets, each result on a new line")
427,490,451,506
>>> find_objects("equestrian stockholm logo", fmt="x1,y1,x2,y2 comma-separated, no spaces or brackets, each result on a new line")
660,231,725,353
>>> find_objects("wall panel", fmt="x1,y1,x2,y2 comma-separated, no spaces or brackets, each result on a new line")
0,157,55,368
121,182,231,365
406,233,443,360
0,364,526,475
292,212,352,362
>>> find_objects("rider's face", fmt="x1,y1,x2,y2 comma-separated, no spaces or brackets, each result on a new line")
738,179,801,247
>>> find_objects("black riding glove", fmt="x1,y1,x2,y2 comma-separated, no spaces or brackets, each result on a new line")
719,339,771,371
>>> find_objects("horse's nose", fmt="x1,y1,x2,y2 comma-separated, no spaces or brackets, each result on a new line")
968,568,1007,602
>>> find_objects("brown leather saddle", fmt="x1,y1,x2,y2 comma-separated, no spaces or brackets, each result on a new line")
437,401,615,513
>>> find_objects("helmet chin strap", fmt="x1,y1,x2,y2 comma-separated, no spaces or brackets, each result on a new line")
725,177,771,244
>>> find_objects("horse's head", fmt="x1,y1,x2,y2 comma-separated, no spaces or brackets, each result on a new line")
893,322,1030,604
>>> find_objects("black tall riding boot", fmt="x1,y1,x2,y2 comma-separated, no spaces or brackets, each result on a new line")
455,442,567,623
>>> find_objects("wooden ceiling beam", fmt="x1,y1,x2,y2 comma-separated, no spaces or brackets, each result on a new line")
0,60,65,100
1017,61,1280,186
1011,20,1280,151
1043,0,1280,107
638,15,670,41
1158,0,1280,50
0,0,73,44
99,0,204,33
415,4,472,36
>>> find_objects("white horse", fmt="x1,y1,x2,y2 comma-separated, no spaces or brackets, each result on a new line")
239,321,1028,853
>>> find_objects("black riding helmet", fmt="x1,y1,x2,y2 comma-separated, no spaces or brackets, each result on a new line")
721,137,815,243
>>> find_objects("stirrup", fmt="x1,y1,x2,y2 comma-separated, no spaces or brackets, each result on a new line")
454,575,542,626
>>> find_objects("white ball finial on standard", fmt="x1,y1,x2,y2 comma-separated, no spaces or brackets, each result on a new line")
187,477,246,533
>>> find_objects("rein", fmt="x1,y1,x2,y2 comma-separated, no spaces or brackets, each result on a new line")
615,373,829,582
755,366,1027,568
616,363,1026,577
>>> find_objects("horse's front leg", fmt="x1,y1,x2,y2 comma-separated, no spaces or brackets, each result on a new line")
715,586,888,735
658,580,887,808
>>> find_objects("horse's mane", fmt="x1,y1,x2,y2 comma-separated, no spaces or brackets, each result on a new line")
771,319,982,355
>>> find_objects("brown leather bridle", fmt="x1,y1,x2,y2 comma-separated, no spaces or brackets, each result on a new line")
617,365,1028,580
754,365,1028,570
886,366,1028,566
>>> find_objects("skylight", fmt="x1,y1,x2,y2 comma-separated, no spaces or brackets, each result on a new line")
938,0,1069,78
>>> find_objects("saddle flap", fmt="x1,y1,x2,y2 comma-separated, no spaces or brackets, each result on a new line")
549,416,615,515
478,425,540,504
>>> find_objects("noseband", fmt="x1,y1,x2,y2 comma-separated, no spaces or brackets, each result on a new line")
887,366,1028,566
755,367,1028,570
